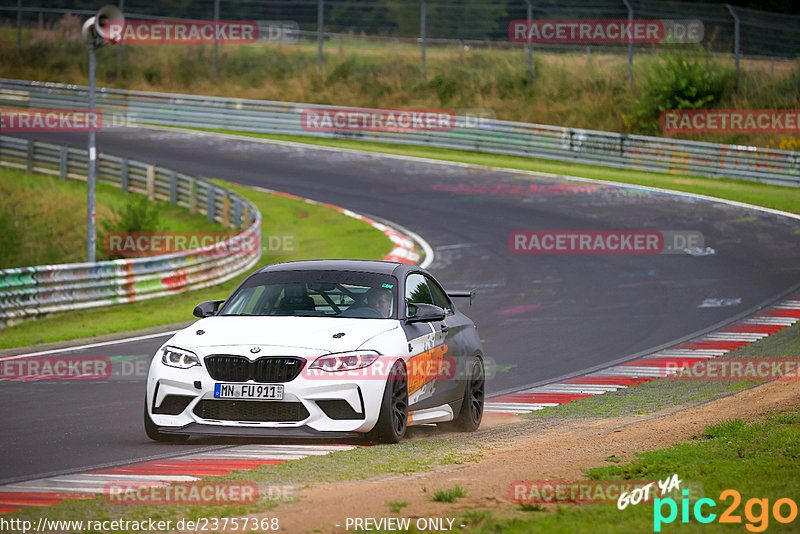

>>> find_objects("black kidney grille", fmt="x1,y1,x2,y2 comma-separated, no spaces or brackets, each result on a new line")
204,355,304,383
193,400,309,422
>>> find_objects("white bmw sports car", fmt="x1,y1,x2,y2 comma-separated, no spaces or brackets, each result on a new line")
145,260,484,443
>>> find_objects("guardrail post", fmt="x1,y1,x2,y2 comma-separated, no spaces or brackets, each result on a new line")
59,146,68,180
207,185,216,223
242,204,250,229
26,139,34,174
189,178,198,214
222,192,231,227
146,165,155,201
234,198,242,229
169,170,177,205
120,158,128,192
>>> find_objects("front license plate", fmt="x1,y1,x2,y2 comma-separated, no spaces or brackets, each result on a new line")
213,383,284,400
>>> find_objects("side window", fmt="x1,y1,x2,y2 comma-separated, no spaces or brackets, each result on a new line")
425,275,452,311
405,273,433,315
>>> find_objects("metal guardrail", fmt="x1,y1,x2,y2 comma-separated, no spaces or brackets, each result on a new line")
1,78,797,187
0,135,262,328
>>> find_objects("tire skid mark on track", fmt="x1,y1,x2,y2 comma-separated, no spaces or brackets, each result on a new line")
484,295,800,417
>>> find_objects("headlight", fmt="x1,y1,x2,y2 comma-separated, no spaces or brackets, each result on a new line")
309,350,380,372
161,346,200,369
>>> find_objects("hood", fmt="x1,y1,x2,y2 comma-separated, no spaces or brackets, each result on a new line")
167,315,398,353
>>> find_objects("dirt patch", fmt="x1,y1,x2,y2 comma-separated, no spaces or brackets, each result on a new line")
229,378,800,533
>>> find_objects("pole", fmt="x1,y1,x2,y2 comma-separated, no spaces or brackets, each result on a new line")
622,0,633,86
725,4,740,92
525,0,532,81
87,42,97,262
317,0,324,69
420,0,427,75
213,0,220,76
16,0,22,55
117,0,124,75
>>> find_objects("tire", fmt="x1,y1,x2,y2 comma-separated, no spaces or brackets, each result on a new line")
144,402,189,442
367,361,408,443
441,356,484,432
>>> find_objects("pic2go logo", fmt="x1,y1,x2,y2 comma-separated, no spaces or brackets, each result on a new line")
654,489,798,532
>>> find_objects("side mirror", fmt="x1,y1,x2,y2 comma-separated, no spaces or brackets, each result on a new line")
193,300,224,318
406,302,446,323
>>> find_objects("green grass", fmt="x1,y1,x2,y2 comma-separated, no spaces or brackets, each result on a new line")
386,500,409,513
432,485,468,503
189,128,800,215
0,179,393,349
0,165,223,268
448,407,800,533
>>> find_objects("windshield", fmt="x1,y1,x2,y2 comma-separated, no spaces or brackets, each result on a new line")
218,270,398,319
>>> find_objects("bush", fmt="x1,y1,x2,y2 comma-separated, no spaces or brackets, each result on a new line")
631,52,734,133
101,195,162,259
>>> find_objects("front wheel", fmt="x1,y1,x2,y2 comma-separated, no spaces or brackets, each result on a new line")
144,402,189,442
441,356,484,432
367,361,408,443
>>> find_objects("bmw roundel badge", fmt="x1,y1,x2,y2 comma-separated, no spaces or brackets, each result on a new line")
250,347,261,354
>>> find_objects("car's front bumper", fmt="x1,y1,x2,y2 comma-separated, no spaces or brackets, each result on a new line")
146,353,387,435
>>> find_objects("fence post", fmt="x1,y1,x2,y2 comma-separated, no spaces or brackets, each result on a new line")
16,0,22,55
213,0,220,76
420,0,427,76
169,170,177,205
120,158,128,191
117,0,124,76
59,146,68,180
525,0,533,81
587,46,591,69
242,204,250,229
207,185,216,223
622,0,633,86
26,138,34,174
317,0,324,70
726,4,740,92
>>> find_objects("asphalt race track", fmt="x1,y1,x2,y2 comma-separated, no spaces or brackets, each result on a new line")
2,127,799,483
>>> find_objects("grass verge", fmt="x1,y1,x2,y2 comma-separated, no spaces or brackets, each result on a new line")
0,179,393,349
0,165,223,268
446,406,800,534
187,128,800,215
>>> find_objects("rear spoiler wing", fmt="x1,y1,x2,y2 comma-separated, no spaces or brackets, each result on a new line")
447,289,476,306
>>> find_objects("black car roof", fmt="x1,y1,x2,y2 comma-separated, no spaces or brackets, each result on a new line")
254,259,420,277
